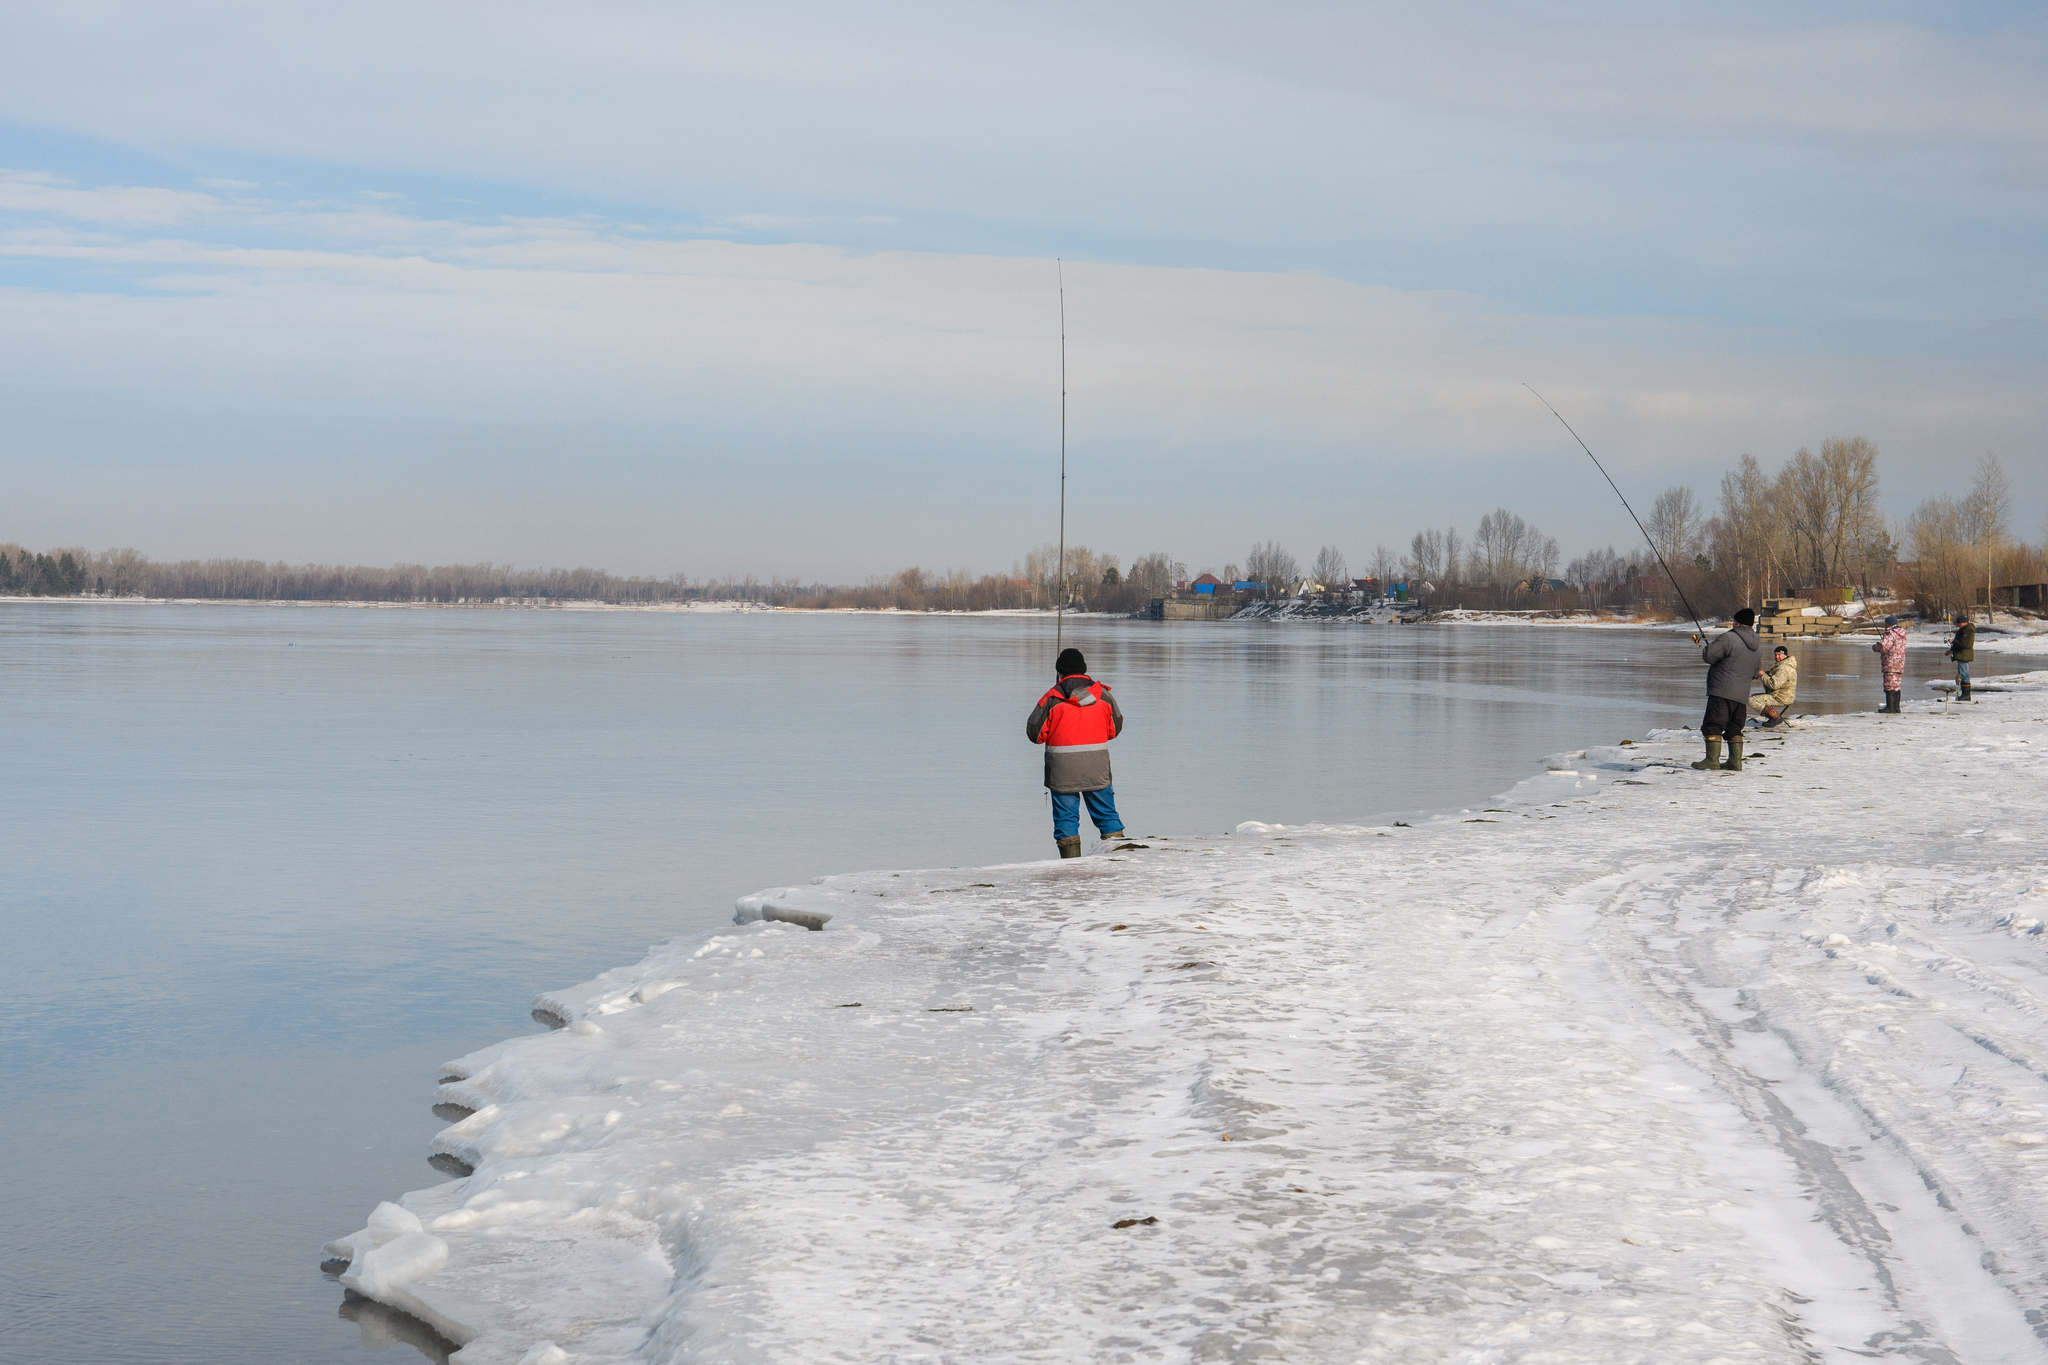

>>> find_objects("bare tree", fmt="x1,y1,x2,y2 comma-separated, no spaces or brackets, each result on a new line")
1024,543,1060,605
1370,544,1397,588
1067,548,1107,607
1778,437,1881,590
1127,552,1176,600
1565,547,1626,604
1715,455,1779,606
1470,508,1553,596
1469,510,1516,592
1908,494,1972,619
1025,542,1110,607
1310,545,1348,592
1404,529,1443,585
1645,486,1705,569
1244,541,1299,597
1966,452,2012,621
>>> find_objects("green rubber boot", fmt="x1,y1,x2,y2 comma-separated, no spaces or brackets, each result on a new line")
1721,736,1744,771
1056,836,1083,859
1691,738,1722,771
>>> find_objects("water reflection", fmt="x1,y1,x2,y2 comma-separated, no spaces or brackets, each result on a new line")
337,1292,455,1363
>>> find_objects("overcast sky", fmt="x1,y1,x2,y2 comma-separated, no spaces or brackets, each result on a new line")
3,1,2043,578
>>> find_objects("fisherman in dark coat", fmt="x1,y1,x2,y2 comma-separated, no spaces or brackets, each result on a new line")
1693,607,1762,772
1949,613,1976,702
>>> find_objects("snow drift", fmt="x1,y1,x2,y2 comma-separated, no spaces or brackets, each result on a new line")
327,675,2048,1362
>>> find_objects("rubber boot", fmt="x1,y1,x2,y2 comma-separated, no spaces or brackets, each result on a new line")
1888,690,1902,713
1962,684,1973,703
1722,736,1744,771
1056,836,1082,859
1100,828,1125,841
1691,737,1722,771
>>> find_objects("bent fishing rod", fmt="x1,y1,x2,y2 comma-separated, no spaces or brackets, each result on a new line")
1523,385,1710,642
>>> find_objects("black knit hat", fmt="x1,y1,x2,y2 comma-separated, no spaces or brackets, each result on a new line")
1055,647,1086,676
1734,608,1755,626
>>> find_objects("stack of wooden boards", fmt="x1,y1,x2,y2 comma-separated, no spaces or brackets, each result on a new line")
1756,597,1850,639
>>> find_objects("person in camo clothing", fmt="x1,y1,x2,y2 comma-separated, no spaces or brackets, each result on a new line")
1749,645,1796,727
1873,615,1908,714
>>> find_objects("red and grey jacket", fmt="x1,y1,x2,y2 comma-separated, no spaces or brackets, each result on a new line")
1025,673,1125,793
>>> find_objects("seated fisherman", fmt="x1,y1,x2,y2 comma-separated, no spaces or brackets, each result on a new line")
1749,645,1796,726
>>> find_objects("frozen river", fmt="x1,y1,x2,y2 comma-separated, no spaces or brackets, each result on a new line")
0,603,2029,1363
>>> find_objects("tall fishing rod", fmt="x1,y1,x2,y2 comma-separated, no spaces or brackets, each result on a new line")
1524,385,1709,641
1056,260,1067,654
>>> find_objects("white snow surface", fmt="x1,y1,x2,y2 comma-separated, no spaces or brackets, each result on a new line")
1969,620,2048,655
331,676,2048,1363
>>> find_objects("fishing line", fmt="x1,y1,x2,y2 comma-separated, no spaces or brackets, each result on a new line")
1524,385,1708,641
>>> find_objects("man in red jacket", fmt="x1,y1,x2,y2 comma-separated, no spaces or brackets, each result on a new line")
1025,647,1127,858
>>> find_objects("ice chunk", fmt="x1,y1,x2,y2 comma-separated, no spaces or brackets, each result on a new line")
347,1230,450,1297
366,1201,423,1245
734,887,833,930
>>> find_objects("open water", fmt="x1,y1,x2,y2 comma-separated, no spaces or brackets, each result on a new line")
0,603,2026,1363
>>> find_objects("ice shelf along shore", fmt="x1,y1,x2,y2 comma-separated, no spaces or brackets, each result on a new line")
327,675,2048,1364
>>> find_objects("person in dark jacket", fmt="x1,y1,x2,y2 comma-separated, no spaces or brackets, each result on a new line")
1948,613,1976,702
1025,647,1127,858
1693,608,1761,771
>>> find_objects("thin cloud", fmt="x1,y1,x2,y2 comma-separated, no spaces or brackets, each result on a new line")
0,171,223,227
0,181,2037,575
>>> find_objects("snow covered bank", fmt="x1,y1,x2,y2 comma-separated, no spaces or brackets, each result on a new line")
1429,608,2048,657
1942,617,2048,656
1429,608,1650,628
328,678,2048,1363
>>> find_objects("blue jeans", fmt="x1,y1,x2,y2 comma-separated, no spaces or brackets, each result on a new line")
1052,787,1123,840
1956,660,1971,685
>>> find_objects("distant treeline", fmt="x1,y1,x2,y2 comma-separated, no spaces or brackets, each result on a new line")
0,546,709,604
1280,439,2044,620
0,543,1185,612
8,440,2041,617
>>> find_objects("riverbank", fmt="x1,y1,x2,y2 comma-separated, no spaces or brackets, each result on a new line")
0,596,1134,618
1422,607,2048,655
326,674,2048,1362
12,592,2047,654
